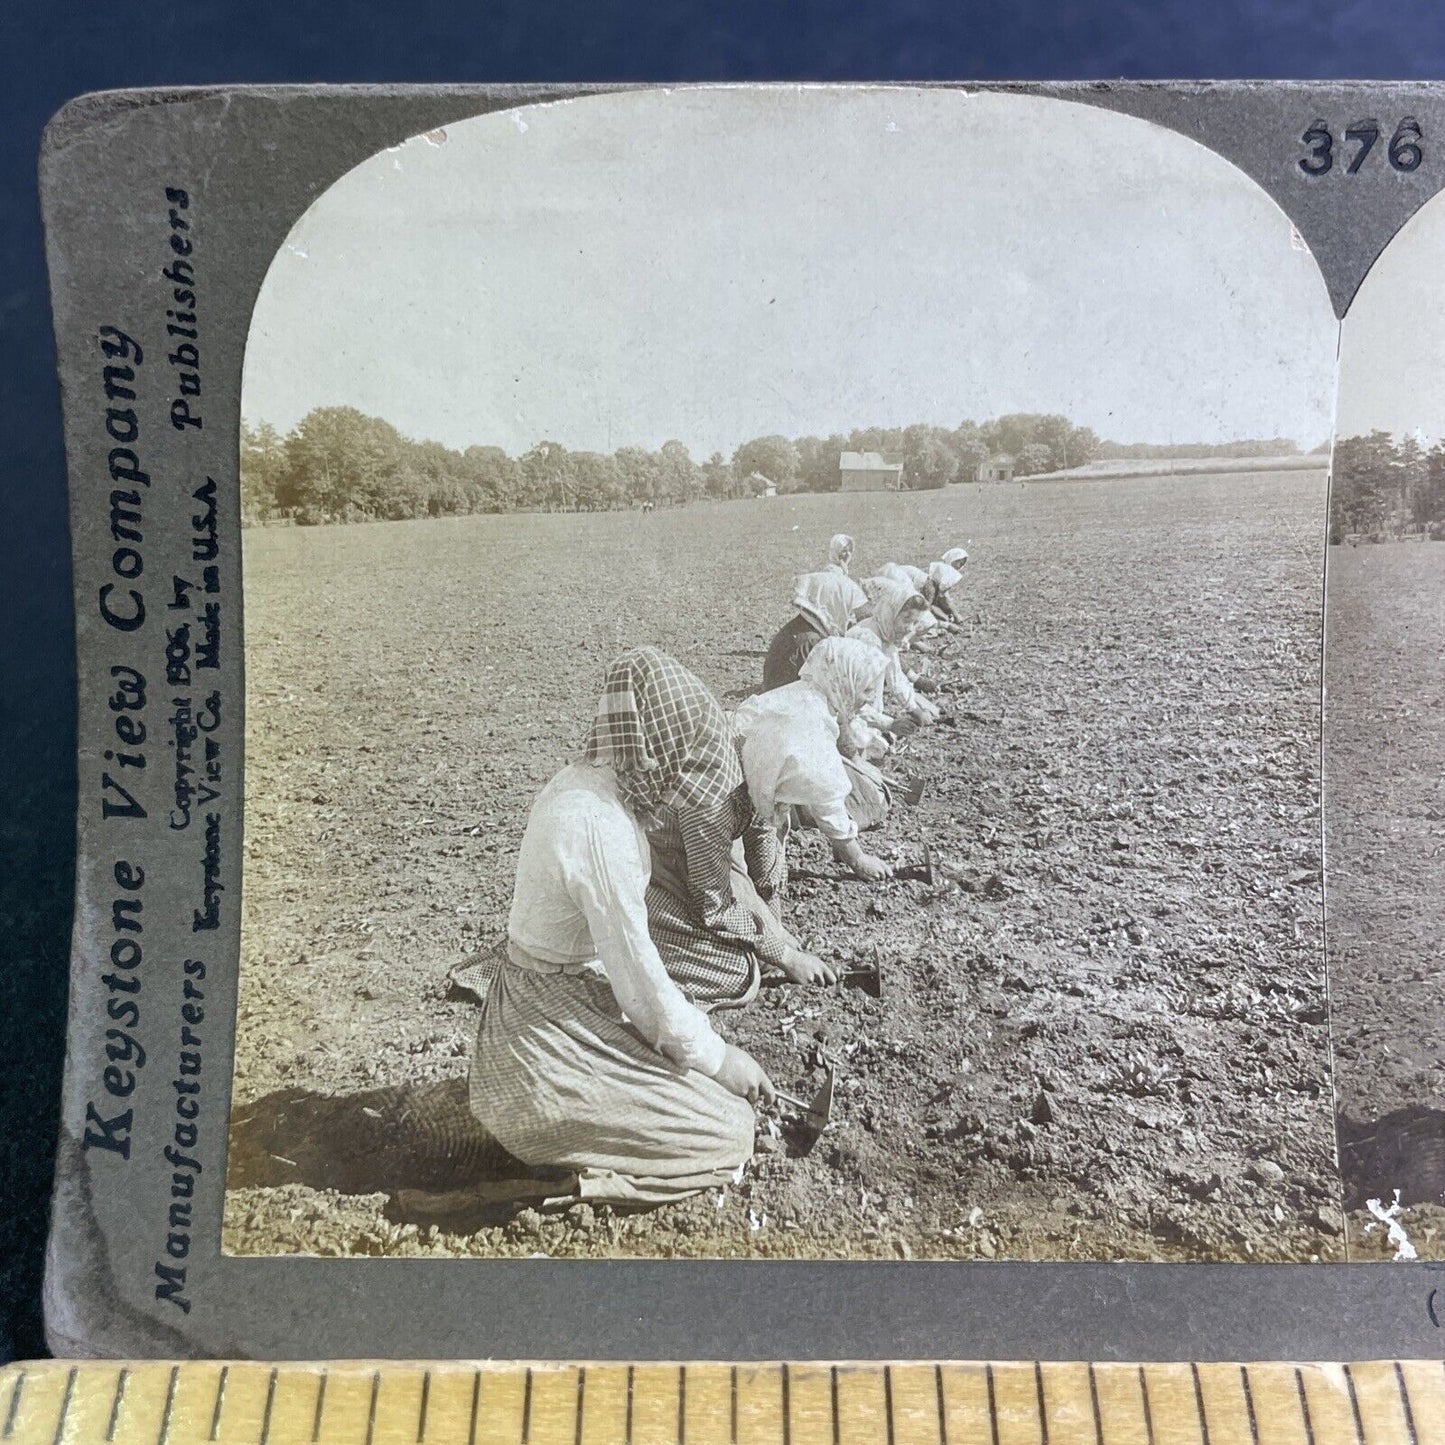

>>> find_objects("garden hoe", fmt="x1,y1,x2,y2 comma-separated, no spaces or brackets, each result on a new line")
893,840,936,884
773,1066,835,1154
837,954,884,997
885,769,926,806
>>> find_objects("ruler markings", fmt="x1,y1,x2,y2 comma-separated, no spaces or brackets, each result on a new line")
49,1368,76,1445
1239,1365,1309,1445
259,1365,278,1445
312,1369,328,1443
157,1366,179,1445
0,1361,1442,1444
1343,1365,1366,1445
1302,1365,1363,1445
1191,1364,1211,1445
3,1374,23,1442
103,1367,127,1443
418,1368,432,1443
2,1375,22,1444
1240,1366,1260,1445
208,1364,228,1442
365,1368,381,1445
1087,1363,1147,1445
1398,1362,1445,1445
1294,1369,1316,1445
1137,1368,1155,1445
1394,1362,1419,1445
1086,1366,1103,1445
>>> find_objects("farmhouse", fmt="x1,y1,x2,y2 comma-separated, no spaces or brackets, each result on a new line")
977,453,1015,482
747,470,778,498
840,451,905,492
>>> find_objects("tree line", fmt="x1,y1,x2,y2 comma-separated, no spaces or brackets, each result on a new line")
239,408,1109,525
1330,431,1445,541
1093,437,1318,461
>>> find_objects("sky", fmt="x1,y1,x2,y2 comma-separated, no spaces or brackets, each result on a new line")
243,87,1339,458
1336,190,1445,444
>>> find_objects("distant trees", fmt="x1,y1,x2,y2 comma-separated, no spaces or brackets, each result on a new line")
239,406,1256,529
1095,437,1303,461
658,440,702,504
239,420,285,523
1331,430,1445,540
732,435,799,494
902,425,959,490
1016,442,1055,477
700,452,736,500
976,414,1101,475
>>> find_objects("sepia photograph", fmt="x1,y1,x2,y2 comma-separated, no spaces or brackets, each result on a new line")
1327,188,1445,1261
222,86,1344,1262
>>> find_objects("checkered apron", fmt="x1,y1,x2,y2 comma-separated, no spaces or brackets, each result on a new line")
646,792,795,1008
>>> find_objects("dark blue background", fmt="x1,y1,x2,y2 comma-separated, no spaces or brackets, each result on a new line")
6,0,1445,1364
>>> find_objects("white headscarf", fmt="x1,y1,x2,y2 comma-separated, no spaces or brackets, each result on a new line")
798,636,889,725
858,577,929,647
928,560,964,591
877,562,929,590
941,547,969,567
792,571,867,637
827,534,855,572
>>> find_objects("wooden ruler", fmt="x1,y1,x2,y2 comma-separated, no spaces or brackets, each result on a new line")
1,1360,1441,1445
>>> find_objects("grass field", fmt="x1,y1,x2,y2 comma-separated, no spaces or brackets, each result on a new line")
226,468,1347,1261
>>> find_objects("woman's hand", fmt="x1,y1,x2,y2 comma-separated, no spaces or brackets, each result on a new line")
714,1044,776,1106
834,838,894,882
777,946,839,986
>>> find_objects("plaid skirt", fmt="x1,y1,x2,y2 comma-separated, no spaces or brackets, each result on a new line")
469,959,754,1203
646,839,796,1009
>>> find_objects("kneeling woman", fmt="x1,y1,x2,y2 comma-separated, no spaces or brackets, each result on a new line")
469,648,774,1205
851,578,940,725
644,653,835,1004
734,638,895,882
761,570,868,692
826,533,856,574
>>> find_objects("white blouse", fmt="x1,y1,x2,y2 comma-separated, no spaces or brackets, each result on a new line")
733,683,857,844
507,762,725,1075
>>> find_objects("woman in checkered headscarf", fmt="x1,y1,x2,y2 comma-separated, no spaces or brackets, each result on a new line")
581,646,740,823
469,647,776,1203
599,650,842,1006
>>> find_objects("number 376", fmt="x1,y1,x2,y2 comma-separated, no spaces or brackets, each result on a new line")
1300,118,1423,176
